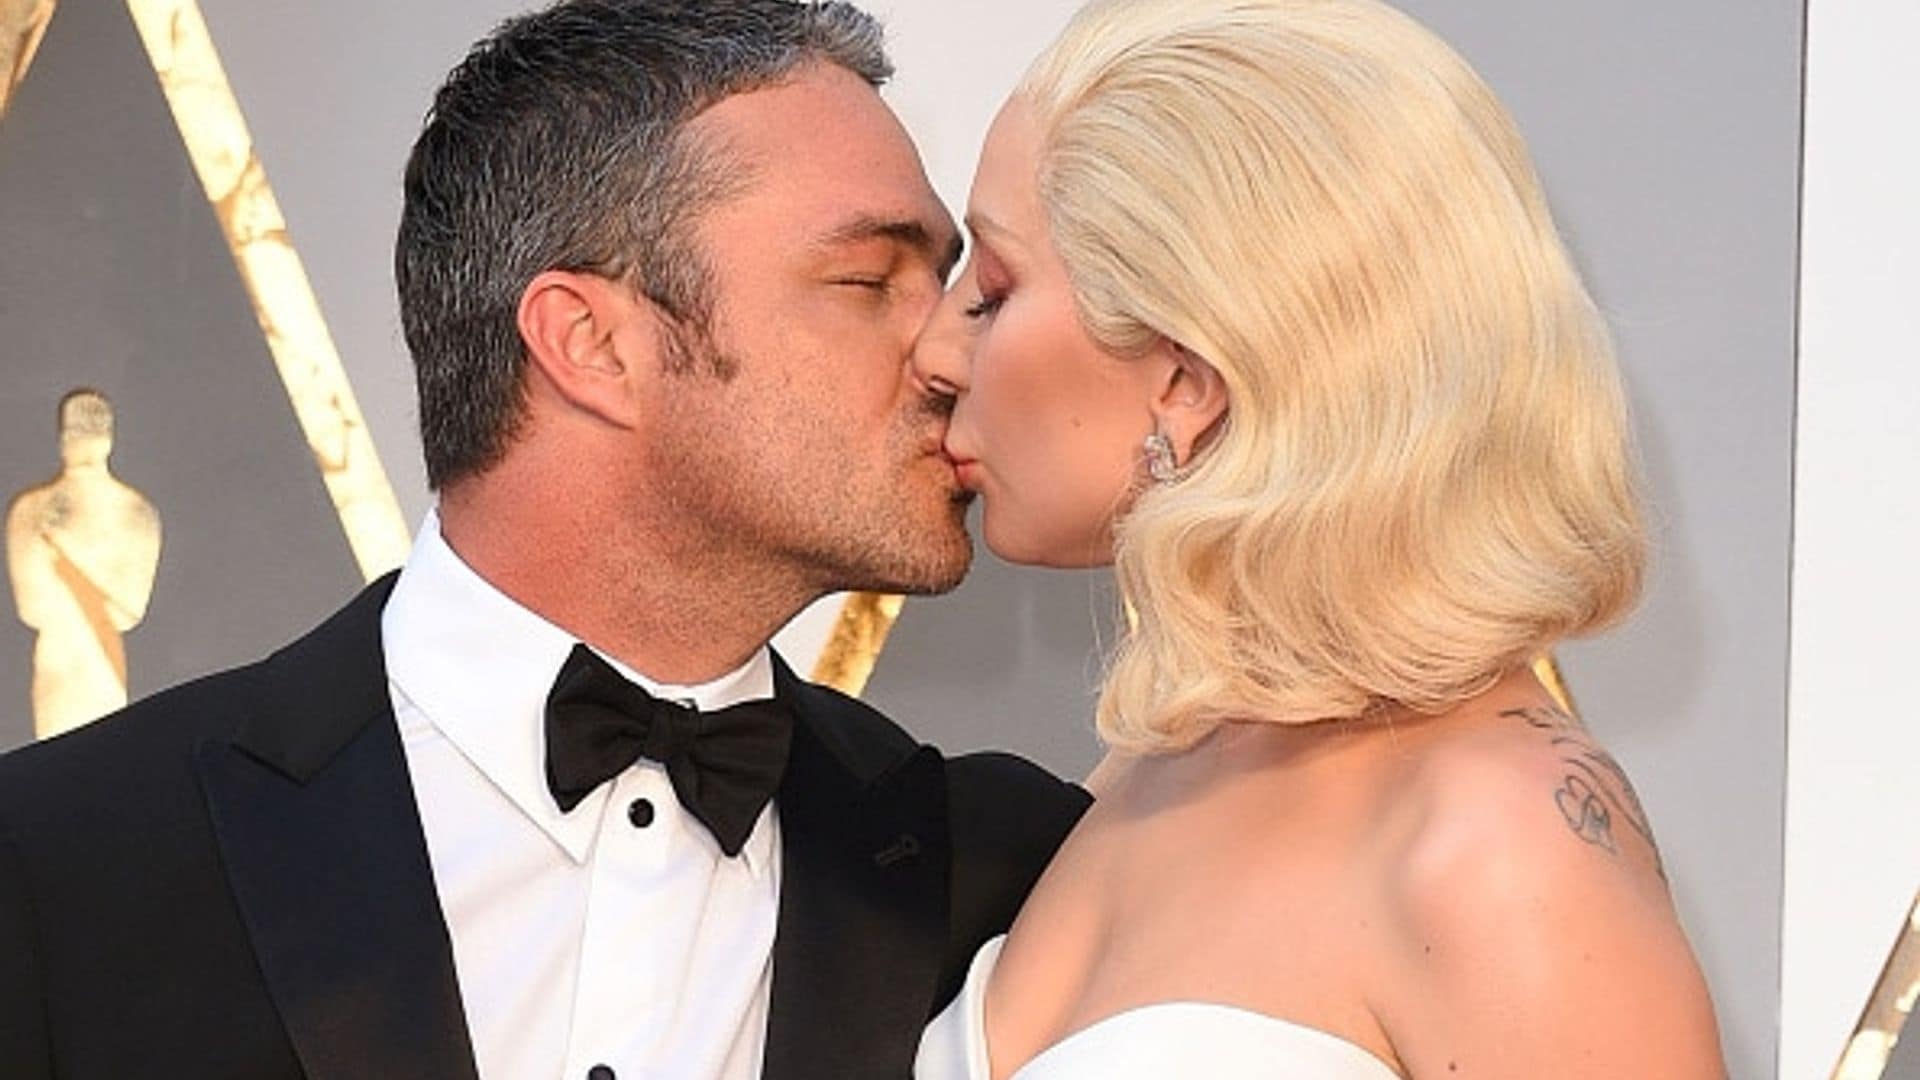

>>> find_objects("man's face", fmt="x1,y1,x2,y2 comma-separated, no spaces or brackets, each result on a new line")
641,63,971,597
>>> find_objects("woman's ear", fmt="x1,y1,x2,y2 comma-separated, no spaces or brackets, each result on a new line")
517,270,657,429
1149,340,1230,466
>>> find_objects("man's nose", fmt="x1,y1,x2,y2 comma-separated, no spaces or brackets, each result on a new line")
908,292,973,400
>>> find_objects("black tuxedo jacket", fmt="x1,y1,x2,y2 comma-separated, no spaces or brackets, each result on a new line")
0,576,1089,1079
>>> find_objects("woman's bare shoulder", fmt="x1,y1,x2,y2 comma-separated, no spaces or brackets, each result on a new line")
1394,701,1669,883
1367,702,1723,1077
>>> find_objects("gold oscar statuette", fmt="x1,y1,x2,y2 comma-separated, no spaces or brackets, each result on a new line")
6,390,162,738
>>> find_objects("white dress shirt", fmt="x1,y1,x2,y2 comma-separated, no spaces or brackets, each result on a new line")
383,511,781,1080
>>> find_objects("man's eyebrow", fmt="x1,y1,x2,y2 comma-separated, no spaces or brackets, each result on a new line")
817,215,966,278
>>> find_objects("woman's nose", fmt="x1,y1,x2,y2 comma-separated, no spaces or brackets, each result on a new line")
908,290,974,399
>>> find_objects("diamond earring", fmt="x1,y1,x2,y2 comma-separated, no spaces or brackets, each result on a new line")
1143,431,1178,484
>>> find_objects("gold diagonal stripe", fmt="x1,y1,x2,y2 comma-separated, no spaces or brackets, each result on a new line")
1834,891,1920,1080
811,591,903,695
1533,653,1577,716
0,0,56,117
124,0,409,581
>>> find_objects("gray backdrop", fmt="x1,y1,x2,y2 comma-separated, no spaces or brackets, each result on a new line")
0,0,363,751
0,2,1806,1075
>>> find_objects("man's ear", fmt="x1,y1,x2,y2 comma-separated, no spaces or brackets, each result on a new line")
1148,340,1230,466
516,270,655,429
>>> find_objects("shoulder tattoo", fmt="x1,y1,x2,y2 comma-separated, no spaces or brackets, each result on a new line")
1499,706,1664,877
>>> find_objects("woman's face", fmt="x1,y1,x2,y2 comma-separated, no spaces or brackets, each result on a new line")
913,98,1171,569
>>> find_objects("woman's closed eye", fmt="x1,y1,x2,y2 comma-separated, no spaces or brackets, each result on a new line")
958,233,1014,322
964,293,1006,320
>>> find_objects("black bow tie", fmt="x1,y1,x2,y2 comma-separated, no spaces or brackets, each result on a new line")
544,644,792,857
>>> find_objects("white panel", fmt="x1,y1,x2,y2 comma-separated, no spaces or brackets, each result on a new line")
1783,0,1920,1075
868,0,1082,217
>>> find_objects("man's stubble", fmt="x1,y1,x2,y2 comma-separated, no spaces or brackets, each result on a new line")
647,321,975,607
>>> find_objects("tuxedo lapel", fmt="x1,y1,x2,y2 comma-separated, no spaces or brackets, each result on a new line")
196,576,478,1080
763,658,951,1080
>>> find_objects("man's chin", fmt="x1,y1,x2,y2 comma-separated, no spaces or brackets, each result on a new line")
895,551,972,598
879,532,974,597
843,522,974,598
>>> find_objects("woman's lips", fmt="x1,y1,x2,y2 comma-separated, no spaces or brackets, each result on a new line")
946,453,982,490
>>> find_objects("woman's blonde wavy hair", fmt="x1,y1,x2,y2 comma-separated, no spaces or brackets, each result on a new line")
1019,0,1647,752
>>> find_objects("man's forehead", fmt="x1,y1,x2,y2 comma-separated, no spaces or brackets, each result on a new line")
689,65,957,260
703,143,959,268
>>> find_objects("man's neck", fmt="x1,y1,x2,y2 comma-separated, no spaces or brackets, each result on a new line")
436,480,818,686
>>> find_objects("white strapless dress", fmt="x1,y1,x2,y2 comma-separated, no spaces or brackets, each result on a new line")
915,937,1402,1080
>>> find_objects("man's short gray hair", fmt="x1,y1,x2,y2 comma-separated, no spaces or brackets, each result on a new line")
396,0,891,489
